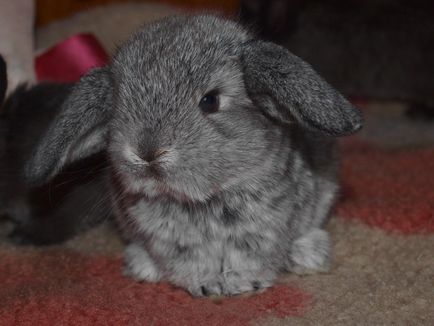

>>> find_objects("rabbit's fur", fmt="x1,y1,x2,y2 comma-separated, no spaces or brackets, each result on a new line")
0,55,110,245
24,15,362,296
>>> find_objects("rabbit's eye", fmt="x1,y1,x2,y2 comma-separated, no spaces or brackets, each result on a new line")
199,91,219,114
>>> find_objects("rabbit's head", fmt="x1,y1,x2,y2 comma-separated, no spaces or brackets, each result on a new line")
25,15,362,202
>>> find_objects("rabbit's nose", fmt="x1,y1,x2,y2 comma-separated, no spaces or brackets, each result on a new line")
140,148,168,164
141,149,156,163
138,128,158,163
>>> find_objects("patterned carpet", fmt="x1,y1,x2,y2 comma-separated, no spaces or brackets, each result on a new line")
1,3,433,325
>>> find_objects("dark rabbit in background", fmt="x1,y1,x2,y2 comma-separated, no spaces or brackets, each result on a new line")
0,56,6,104
24,15,362,296
0,54,110,245
240,0,434,118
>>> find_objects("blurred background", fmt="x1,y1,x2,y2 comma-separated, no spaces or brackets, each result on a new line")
36,0,238,25
240,0,434,120
32,0,434,119
1,0,434,121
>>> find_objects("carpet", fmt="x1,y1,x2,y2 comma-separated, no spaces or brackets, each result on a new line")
1,3,433,325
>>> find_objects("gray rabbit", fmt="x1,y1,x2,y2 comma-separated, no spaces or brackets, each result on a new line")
25,15,362,296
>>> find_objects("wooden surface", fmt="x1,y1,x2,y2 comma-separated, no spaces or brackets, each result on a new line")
36,0,240,26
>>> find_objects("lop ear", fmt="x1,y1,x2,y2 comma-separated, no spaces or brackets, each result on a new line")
25,67,112,185
0,55,6,104
241,40,362,136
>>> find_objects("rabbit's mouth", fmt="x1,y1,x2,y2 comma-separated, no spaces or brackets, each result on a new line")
154,184,200,204
120,161,226,203
113,163,217,204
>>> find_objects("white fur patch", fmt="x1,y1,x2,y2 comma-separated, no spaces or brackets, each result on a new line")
124,243,162,282
291,228,331,274
123,143,147,166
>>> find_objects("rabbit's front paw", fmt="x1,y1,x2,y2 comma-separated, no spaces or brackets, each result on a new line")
220,270,275,296
124,243,162,282
188,280,224,297
188,270,274,297
290,228,331,275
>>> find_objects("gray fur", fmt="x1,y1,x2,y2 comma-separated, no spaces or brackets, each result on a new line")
24,15,362,296
25,67,112,186
241,41,362,136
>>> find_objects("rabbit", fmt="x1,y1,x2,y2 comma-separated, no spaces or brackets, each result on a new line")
0,54,111,245
24,15,362,296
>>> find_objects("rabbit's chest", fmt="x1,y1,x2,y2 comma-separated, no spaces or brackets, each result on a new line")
118,196,228,245
117,194,278,245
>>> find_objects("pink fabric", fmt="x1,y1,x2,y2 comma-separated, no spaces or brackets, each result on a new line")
36,34,109,83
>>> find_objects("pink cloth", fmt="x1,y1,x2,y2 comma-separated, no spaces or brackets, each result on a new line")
36,33,109,83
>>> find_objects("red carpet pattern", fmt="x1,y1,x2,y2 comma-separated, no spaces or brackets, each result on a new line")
0,251,309,326
339,139,434,234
